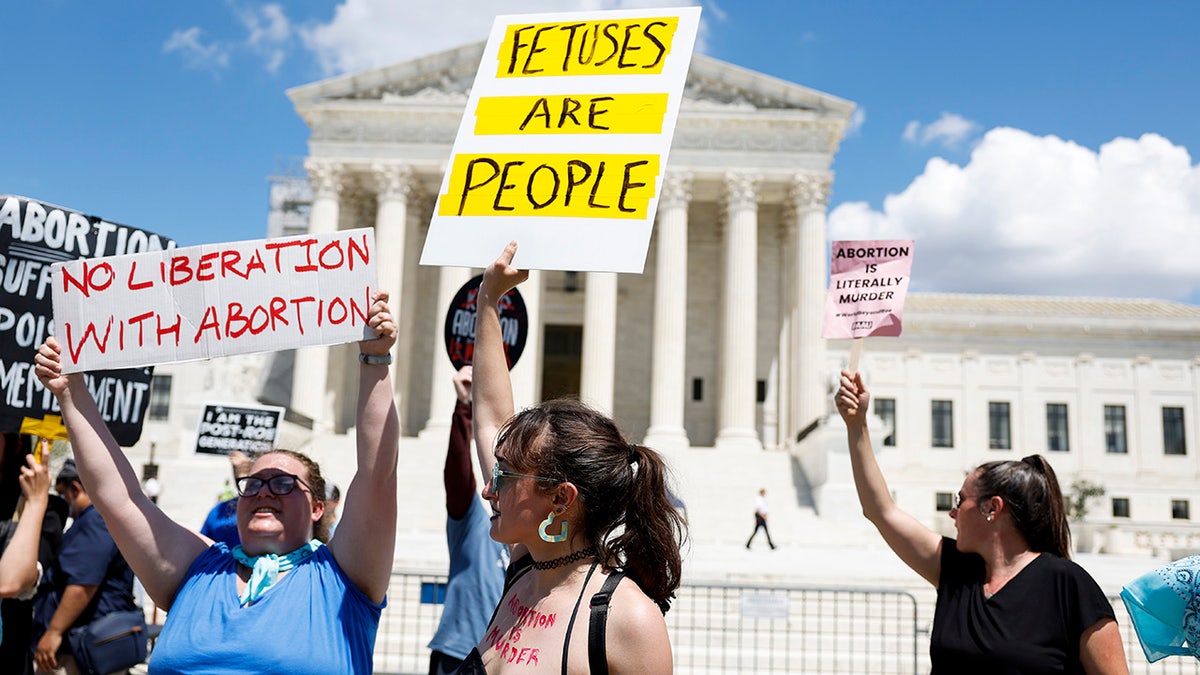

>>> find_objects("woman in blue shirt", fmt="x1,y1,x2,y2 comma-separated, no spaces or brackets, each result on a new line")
34,292,400,675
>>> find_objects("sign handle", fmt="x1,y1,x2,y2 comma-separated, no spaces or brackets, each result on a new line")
848,337,864,375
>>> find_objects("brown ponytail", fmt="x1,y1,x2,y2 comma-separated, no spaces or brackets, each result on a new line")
976,454,1071,558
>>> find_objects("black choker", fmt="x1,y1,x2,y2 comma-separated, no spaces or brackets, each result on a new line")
533,546,598,570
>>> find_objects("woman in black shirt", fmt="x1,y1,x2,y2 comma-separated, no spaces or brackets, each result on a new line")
836,370,1128,674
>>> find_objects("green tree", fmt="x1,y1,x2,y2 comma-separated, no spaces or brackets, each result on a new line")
1066,480,1106,521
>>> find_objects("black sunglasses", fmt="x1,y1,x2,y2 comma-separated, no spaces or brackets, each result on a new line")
236,473,314,498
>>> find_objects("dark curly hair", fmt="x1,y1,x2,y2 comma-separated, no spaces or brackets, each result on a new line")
496,398,687,612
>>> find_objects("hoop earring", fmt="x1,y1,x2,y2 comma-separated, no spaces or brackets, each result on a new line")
539,511,568,543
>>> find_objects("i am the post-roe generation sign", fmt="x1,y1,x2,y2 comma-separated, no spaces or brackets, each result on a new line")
420,6,701,273
52,228,378,373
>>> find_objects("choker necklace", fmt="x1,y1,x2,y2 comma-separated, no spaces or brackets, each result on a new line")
533,546,598,570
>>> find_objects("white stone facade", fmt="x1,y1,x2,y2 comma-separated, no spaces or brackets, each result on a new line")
116,44,1200,553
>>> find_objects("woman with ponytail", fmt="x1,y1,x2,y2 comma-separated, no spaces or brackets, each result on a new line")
456,242,686,674
836,370,1128,674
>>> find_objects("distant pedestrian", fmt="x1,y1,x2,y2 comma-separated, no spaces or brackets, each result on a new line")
745,488,776,550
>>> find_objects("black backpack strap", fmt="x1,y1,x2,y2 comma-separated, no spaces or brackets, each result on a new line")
587,571,625,675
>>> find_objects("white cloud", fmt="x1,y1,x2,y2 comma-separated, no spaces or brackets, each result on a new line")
302,0,709,76
903,112,979,150
829,128,1200,301
163,27,231,71
236,3,292,73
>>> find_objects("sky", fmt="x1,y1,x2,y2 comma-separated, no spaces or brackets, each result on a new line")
4,1,1199,304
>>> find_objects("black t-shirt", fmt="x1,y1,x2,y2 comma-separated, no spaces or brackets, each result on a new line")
931,537,1114,674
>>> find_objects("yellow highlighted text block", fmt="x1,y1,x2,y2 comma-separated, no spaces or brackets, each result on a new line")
498,17,679,77
439,153,660,218
475,93,668,135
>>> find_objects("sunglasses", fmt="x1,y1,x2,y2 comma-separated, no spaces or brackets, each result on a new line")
236,473,314,498
491,462,558,493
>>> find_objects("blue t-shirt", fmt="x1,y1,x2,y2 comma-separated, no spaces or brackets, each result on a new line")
149,543,384,675
428,495,509,659
32,505,136,642
199,498,239,549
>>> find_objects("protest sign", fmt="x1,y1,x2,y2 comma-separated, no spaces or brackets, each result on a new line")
420,6,701,273
195,403,284,455
52,228,378,373
822,239,915,372
1,194,174,446
443,274,528,370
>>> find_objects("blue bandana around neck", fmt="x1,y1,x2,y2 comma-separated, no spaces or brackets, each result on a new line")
231,539,321,606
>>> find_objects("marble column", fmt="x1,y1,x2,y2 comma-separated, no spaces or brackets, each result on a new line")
716,171,762,451
372,163,412,389
644,173,692,450
291,159,342,432
788,173,832,443
510,271,543,410
580,272,618,415
420,265,474,438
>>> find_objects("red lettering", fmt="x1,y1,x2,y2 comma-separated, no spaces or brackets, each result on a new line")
220,250,248,280
156,313,182,346
60,264,90,297
346,233,370,269
193,306,221,343
516,648,530,665
128,312,154,347
327,297,348,325
170,256,194,286
268,297,288,330
196,251,219,282
317,239,344,270
65,318,114,362
296,239,318,272
289,296,315,335
316,298,324,327
528,649,539,666
126,261,153,291
245,250,266,276
226,302,250,339
264,239,317,273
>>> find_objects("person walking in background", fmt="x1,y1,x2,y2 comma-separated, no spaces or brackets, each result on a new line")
32,459,138,674
34,291,400,674
745,488,776,550
200,450,252,550
427,365,508,675
836,369,1128,673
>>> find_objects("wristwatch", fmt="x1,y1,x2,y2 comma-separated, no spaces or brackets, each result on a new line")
358,352,392,366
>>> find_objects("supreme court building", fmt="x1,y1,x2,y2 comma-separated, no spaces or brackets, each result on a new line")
132,43,1200,551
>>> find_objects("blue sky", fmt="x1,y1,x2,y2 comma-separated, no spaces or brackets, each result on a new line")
4,1,1199,302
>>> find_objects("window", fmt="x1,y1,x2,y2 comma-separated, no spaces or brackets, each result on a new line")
1104,405,1127,454
756,380,767,404
932,400,954,448
988,402,1011,450
875,398,896,447
148,375,172,421
1046,403,1069,452
935,492,953,512
1111,498,1130,519
1163,407,1187,455
691,378,703,402
1172,499,1190,520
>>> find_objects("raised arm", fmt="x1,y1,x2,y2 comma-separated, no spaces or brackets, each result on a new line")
0,453,49,597
835,370,942,586
34,338,209,608
328,291,399,604
471,241,529,482
445,366,476,520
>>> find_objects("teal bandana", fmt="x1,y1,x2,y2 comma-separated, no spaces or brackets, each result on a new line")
232,539,321,606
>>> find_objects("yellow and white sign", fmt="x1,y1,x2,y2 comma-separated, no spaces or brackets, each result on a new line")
420,6,701,273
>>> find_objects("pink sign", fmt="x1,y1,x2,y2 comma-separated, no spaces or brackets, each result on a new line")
822,239,915,339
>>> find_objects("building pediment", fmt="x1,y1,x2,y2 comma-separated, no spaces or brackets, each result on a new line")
287,42,854,118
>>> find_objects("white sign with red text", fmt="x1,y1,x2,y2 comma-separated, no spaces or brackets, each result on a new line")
52,228,377,373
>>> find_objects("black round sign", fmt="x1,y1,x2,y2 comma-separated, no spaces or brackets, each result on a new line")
443,275,528,370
